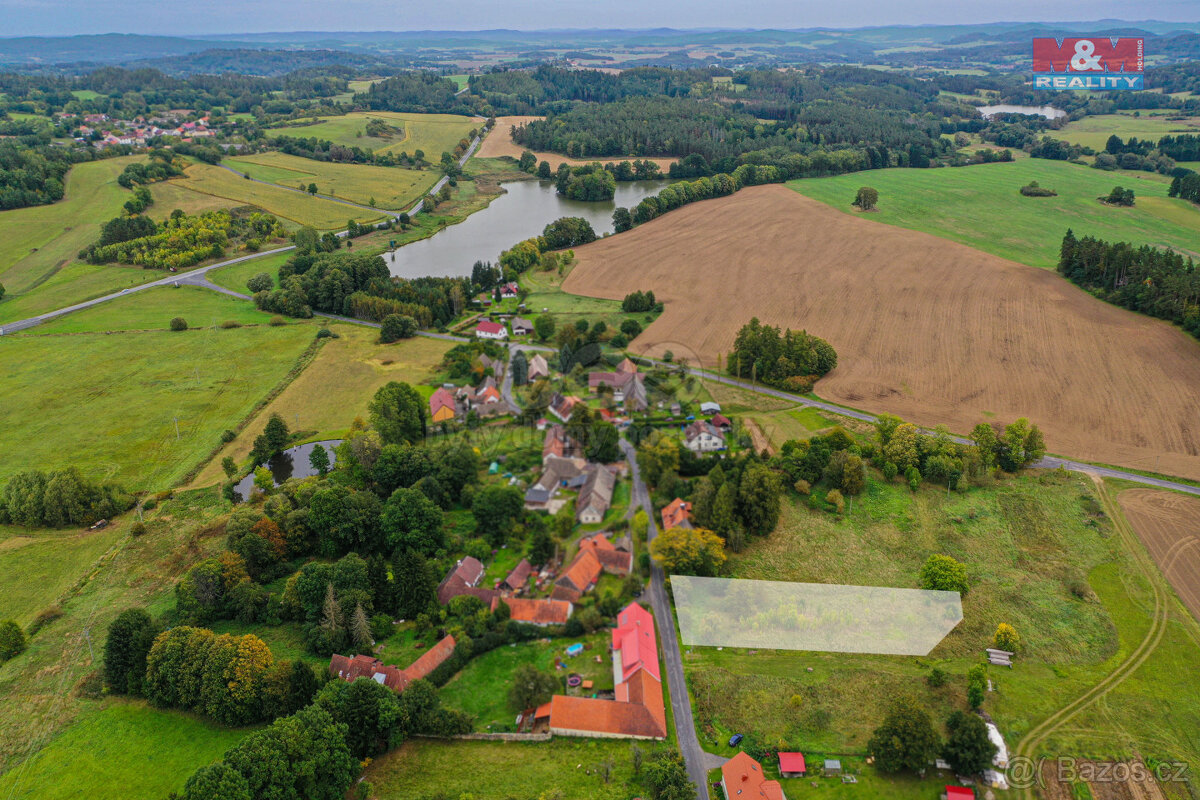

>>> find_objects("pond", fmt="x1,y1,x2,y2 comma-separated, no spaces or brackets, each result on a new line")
977,104,1067,120
233,439,342,501
386,179,667,279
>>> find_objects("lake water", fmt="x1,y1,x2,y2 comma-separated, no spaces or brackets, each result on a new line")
977,104,1067,120
386,179,667,279
233,439,342,501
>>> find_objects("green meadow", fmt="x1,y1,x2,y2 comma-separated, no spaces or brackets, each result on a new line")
1046,112,1200,152
265,111,480,159
789,158,1200,268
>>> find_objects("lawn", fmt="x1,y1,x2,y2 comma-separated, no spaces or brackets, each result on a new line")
0,321,320,491
1046,113,1200,152
190,327,452,486
788,159,1200,268
225,151,439,211
0,156,165,323
30,285,279,335
0,523,125,627
438,631,616,731
206,249,293,294
366,737,662,800
0,701,250,800
265,111,480,159
170,162,387,230
521,261,661,335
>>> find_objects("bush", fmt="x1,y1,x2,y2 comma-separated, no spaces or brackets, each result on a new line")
169,317,188,332
0,620,28,661
926,667,948,688
316,327,336,338
1019,180,1057,197
379,314,418,343
246,272,274,293
269,315,286,327
919,554,969,594
219,319,241,329
221,429,237,443
131,521,147,536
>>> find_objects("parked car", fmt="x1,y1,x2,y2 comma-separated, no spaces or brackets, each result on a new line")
728,733,744,747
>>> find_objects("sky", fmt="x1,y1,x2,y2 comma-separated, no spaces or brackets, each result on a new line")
1,0,1198,37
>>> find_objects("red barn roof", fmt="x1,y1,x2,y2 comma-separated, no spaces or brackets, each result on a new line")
946,788,975,800
475,321,505,335
778,752,806,773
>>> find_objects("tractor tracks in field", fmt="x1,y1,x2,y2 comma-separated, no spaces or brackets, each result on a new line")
1014,474,1170,799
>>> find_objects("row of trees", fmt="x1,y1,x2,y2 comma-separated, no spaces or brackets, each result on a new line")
1059,229,1200,339
0,466,131,528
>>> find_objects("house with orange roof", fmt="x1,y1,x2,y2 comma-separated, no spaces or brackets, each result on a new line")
551,549,603,602
661,498,692,530
533,602,666,740
721,752,787,800
577,533,633,576
329,633,457,693
493,596,572,626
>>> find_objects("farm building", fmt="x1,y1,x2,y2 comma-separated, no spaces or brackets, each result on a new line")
700,402,721,414
437,557,497,605
500,282,519,299
511,317,534,335
528,353,551,380
945,787,974,800
576,465,617,523
589,358,648,412
429,387,457,423
720,752,787,800
533,602,666,740
549,393,583,421
329,634,456,693
778,752,806,778
577,532,633,575
552,549,603,603
710,413,733,432
524,455,586,512
661,498,692,530
543,424,582,460
501,558,533,592
475,321,507,340
494,596,572,625
684,420,726,452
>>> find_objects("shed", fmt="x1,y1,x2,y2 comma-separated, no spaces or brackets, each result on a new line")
778,752,807,777
823,759,842,776
700,401,721,414
945,787,975,800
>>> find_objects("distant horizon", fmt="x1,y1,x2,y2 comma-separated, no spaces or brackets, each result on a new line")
1,0,1198,39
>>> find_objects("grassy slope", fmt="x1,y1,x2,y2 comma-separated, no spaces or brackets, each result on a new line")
225,151,438,211
0,702,250,800
788,159,1200,268
264,111,479,158
0,524,124,627
366,738,661,800
0,321,318,491
172,162,386,230
0,156,168,325
30,285,279,335
1046,113,1200,152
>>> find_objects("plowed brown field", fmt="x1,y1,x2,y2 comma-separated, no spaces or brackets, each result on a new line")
562,184,1200,480
1118,489,1200,622
475,116,675,169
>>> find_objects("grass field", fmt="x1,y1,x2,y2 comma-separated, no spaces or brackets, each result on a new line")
206,250,293,294
438,632,615,732
0,320,319,491
265,111,480,158
30,285,279,335
190,327,452,486
366,738,665,800
1047,113,1200,152
563,183,1200,482
0,702,250,800
0,156,168,324
788,158,1200,268
171,162,386,230
685,470,1200,766
0,524,124,627
225,151,438,210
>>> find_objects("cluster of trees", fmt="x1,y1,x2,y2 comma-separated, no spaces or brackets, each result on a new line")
1058,229,1200,338
620,290,661,313
354,71,471,114
541,216,596,249
0,140,69,209
0,467,131,528
1170,170,1200,204
868,698,997,778
82,209,236,270
1102,186,1136,206
777,426,867,498
145,626,279,725
728,317,838,392
1158,133,1200,162
267,133,433,168
553,162,617,200
1019,180,1056,197
117,149,182,188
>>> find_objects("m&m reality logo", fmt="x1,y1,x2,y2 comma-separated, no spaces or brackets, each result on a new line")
1032,37,1144,90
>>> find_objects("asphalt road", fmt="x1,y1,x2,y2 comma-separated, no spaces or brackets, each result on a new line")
621,437,714,800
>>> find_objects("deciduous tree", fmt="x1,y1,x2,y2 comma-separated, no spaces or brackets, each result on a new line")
650,527,726,576
867,697,941,774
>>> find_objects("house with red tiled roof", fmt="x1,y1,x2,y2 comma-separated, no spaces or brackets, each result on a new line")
501,558,533,592
429,387,457,423
578,533,633,576
661,498,692,530
551,549,603,603
721,752,787,800
493,596,572,626
533,602,666,740
777,752,806,778
542,424,581,461
549,393,582,422
437,557,497,605
329,633,456,693
475,320,507,340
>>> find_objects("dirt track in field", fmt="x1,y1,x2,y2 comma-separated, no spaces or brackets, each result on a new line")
1118,489,1200,623
561,183,1200,481
475,116,676,169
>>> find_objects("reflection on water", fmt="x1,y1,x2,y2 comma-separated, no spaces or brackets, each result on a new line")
232,439,342,501
387,179,668,279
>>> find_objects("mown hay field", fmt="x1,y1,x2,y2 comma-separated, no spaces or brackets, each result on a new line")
264,111,481,158
1118,489,1200,623
170,162,386,230
475,115,676,169
562,184,1200,480
789,158,1200,268
225,151,438,210
1046,112,1200,152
